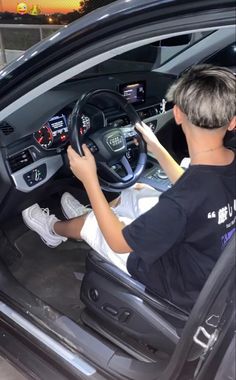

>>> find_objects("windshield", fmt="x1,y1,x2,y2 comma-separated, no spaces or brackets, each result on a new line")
76,31,215,78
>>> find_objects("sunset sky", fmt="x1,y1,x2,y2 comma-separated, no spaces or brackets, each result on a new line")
1,0,84,14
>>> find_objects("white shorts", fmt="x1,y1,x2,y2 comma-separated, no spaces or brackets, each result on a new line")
80,185,161,273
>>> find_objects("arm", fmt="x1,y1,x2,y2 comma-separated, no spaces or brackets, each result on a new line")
67,145,132,253
135,123,184,184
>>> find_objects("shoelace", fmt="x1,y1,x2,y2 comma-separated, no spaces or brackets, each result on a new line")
41,208,59,238
42,208,50,216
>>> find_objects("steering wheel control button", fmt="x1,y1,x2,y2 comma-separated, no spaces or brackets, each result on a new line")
86,141,98,153
23,164,47,187
123,129,137,140
89,288,99,302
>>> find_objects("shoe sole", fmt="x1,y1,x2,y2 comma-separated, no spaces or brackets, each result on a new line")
22,212,62,248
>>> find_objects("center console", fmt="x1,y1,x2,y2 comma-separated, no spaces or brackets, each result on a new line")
140,155,172,192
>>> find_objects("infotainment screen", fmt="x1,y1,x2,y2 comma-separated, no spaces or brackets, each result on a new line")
119,81,145,104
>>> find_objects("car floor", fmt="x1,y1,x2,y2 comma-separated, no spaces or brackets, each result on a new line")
0,187,97,322
12,231,90,321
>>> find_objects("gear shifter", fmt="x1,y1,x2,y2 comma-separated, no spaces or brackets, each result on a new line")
156,168,168,179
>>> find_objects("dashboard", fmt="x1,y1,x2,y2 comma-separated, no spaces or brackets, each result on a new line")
0,72,183,221
5,102,174,194
32,79,170,152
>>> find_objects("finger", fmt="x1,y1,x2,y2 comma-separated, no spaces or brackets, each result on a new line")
82,144,93,157
69,145,80,158
67,146,81,163
141,122,150,130
67,145,76,156
133,138,139,146
135,122,143,131
67,146,73,160
135,122,148,133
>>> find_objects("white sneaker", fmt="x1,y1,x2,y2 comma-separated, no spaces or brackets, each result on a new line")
22,204,67,248
61,192,91,219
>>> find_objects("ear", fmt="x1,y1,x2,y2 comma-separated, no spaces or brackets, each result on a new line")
227,116,236,131
173,105,184,125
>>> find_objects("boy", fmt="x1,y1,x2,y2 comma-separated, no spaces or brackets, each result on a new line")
23,65,236,311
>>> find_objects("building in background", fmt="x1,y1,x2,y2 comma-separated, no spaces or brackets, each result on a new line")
0,0,116,67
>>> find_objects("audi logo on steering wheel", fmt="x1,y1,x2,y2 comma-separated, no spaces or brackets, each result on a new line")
106,133,125,152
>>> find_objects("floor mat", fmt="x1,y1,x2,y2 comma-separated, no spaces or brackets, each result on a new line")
13,230,91,321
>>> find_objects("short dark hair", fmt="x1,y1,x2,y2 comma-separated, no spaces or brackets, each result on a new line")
166,64,236,129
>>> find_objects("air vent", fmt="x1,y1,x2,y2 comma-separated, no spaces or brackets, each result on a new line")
108,116,130,128
139,107,158,120
8,149,33,173
0,122,14,135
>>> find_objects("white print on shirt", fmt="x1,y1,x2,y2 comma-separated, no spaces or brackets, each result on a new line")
218,206,228,224
228,203,233,217
207,211,216,219
207,199,236,225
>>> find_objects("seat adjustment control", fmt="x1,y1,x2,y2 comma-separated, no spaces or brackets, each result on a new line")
103,304,118,316
89,288,99,302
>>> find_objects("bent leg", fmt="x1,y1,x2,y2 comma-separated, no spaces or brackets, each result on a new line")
80,211,130,274
54,214,87,240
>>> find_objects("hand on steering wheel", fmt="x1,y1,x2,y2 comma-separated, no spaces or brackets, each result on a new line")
67,144,97,185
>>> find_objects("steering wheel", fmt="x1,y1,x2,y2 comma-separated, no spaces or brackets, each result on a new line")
68,89,147,191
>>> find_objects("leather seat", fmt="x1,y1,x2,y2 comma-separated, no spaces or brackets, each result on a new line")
81,252,189,355
80,233,235,359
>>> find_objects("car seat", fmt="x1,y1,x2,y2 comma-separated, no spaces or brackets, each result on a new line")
80,234,235,360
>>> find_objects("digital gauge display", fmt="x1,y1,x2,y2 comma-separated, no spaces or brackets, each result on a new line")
34,125,53,149
79,114,91,136
34,113,91,149
34,114,69,149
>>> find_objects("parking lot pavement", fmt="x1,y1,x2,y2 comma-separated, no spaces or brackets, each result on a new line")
0,356,27,380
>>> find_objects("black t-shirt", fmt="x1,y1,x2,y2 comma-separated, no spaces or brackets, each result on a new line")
123,155,236,311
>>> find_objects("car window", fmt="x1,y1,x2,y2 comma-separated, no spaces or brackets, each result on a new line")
204,42,236,70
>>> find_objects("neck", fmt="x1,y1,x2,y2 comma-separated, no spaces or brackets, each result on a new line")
189,144,235,165
190,145,224,163
184,126,233,165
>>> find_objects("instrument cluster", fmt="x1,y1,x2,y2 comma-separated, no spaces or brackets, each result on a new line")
34,112,91,150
